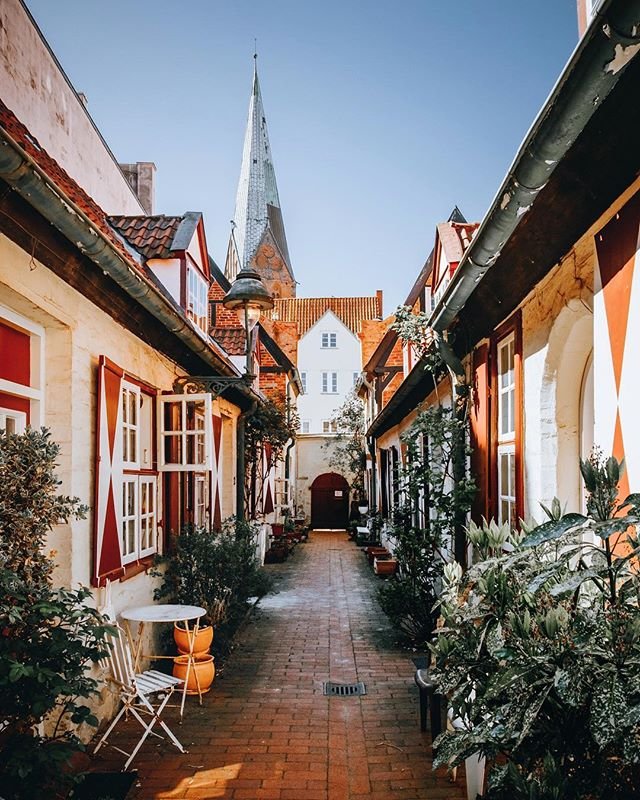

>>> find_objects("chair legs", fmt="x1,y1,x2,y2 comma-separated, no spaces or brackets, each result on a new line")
94,688,186,770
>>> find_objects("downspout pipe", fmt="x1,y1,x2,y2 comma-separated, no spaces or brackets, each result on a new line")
0,129,238,378
431,0,640,332
236,398,258,522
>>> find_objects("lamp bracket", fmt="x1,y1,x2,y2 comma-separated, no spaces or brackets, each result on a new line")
172,374,255,399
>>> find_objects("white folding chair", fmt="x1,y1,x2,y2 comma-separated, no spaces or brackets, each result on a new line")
94,623,187,770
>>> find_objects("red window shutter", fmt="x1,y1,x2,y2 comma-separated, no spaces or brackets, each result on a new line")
470,344,491,522
263,443,274,515
93,356,125,586
212,413,223,530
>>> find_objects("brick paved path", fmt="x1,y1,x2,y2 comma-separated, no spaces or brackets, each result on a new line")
94,531,465,799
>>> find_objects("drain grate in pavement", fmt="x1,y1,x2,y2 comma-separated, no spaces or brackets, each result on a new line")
323,681,367,697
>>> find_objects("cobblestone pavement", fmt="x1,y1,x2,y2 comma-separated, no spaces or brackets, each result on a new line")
93,531,465,799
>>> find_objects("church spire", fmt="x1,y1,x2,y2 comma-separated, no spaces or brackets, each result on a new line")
225,56,295,298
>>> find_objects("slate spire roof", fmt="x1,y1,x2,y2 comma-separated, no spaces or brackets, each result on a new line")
226,58,294,289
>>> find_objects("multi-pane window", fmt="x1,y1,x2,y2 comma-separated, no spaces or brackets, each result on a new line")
300,372,307,393
353,372,359,386
322,420,338,433
121,382,140,466
158,394,212,471
187,266,208,335
321,332,337,348
300,420,310,434
194,474,208,528
497,332,516,526
122,475,157,564
321,372,338,393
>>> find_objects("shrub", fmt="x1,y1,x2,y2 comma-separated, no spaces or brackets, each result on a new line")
431,453,640,799
153,517,273,626
0,429,111,799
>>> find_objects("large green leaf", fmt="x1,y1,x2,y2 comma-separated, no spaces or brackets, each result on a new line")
521,513,587,548
549,568,601,597
592,515,638,540
590,673,627,747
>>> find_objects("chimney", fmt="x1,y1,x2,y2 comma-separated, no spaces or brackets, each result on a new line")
376,289,383,318
119,161,156,214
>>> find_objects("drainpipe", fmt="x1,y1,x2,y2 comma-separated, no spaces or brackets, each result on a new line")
430,0,640,332
0,128,238,377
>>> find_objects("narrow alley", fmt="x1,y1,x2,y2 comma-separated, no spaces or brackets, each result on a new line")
94,532,465,800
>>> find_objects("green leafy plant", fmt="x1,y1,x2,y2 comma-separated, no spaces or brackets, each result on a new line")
153,517,273,626
322,392,366,498
431,451,640,799
245,399,298,517
378,405,475,647
0,429,111,799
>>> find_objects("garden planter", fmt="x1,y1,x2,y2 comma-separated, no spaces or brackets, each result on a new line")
173,622,213,656
366,546,390,566
374,557,398,577
172,653,215,694
463,752,485,800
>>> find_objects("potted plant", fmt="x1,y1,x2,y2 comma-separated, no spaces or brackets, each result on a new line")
431,452,640,799
153,517,268,690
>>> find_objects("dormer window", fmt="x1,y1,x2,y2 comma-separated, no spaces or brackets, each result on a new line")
187,266,208,336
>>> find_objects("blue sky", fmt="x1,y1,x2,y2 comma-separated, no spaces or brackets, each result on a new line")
26,1,578,313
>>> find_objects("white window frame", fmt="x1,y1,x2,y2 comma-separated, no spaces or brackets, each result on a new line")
321,332,337,348
139,475,157,558
0,408,27,435
121,477,139,565
300,372,307,393
497,332,516,526
0,305,45,426
121,475,157,564
186,265,209,336
353,372,359,386
321,372,338,394
300,420,310,434
157,393,213,471
322,420,338,434
194,473,209,528
121,381,141,468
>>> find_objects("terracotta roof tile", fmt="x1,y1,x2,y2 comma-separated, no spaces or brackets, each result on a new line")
211,327,246,355
109,215,183,259
0,99,140,271
268,295,382,337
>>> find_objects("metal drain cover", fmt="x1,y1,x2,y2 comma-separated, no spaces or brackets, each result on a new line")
323,681,367,697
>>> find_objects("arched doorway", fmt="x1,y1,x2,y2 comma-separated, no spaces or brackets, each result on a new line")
310,473,349,529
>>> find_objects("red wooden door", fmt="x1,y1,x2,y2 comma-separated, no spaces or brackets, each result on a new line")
311,473,349,529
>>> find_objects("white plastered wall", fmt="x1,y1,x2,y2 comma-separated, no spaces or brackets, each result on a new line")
297,310,361,433
0,0,143,215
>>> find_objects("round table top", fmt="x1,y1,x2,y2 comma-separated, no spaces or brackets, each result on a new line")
120,604,206,623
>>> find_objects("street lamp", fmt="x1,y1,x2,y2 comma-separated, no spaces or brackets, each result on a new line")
222,266,274,376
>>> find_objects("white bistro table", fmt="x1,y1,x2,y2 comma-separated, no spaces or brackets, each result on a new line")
120,603,206,719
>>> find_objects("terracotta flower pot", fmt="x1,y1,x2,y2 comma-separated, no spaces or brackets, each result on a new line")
172,653,215,694
374,557,398,577
173,623,213,656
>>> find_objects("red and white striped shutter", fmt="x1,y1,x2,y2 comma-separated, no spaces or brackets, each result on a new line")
93,356,124,586
212,413,223,529
263,443,275,515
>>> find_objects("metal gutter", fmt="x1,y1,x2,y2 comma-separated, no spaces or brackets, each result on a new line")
0,127,240,379
430,0,640,332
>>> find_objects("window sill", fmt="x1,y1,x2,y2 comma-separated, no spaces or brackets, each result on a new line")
118,555,157,583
